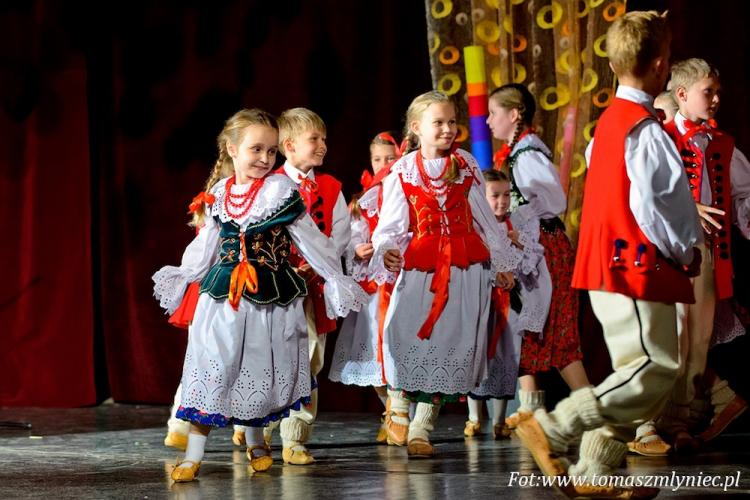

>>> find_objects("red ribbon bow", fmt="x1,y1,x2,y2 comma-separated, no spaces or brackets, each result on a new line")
297,174,319,193
492,127,535,170
360,169,374,190
188,191,216,214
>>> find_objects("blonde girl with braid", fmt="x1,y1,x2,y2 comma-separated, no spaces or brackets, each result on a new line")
487,84,591,427
370,90,521,457
153,108,367,481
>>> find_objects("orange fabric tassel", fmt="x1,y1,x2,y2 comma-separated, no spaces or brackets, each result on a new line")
228,261,259,311
416,237,452,340
487,287,510,359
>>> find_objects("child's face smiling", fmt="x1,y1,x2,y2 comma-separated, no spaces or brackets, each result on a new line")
286,129,327,171
228,124,278,184
413,102,457,154
680,75,721,122
370,144,397,174
485,180,511,218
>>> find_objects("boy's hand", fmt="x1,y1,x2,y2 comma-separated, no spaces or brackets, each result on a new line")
696,203,725,235
383,249,403,272
354,243,374,260
684,247,702,278
495,271,515,290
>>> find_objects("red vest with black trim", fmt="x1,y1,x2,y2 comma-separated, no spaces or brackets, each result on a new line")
571,98,694,304
399,170,490,271
275,167,342,334
663,121,735,300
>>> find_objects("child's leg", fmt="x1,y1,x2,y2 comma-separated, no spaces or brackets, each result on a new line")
465,396,483,437
491,399,508,425
165,383,190,450
408,402,440,456
559,360,591,391
232,424,247,446
179,423,211,467
507,375,544,428
385,388,410,445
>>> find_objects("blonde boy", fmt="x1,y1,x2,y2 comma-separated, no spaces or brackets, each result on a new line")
515,12,702,499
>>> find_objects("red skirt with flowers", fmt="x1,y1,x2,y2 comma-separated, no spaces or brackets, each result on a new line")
519,223,583,374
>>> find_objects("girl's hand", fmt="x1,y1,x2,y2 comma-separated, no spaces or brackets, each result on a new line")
696,203,725,235
384,249,404,272
355,243,374,260
495,271,515,290
508,230,524,249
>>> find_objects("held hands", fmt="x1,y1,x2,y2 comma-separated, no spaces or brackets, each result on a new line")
696,203,726,235
495,271,515,290
383,249,404,273
684,246,702,278
508,230,524,250
354,243,374,261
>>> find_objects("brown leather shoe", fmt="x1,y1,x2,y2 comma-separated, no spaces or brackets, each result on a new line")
505,411,532,429
672,431,700,454
170,460,201,482
464,420,482,437
698,395,748,443
247,444,273,472
385,410,409,446
407,437,434,457
493,423,511,440
626,431,671,456
282,446,315,465
569,483,660,499
514,415,568,480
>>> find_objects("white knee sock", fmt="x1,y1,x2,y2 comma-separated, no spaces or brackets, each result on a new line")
491,399,508,425
518,389,545,412
568,430,627,478
467,397,482,423
246,427,269,456
179,432,207,467
409,402,440,441
387,389,411,426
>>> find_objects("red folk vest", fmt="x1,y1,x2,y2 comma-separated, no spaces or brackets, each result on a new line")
276,167,342,334
398,165,491,340
571,98,694,304
663,121,735,300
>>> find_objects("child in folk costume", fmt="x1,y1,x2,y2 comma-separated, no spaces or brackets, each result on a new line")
487,84,591,425
255,107,352,465
328,132,401,443
370,91,520,457
514,12,703,498
654,58,750,451
465,170,551,440
152,109,367,482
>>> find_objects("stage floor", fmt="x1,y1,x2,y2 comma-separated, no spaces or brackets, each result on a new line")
1,404,748,499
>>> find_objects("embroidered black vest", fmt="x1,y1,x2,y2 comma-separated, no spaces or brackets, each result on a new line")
200,193,309,306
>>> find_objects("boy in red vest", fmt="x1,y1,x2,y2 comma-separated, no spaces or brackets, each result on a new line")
655,58,750,450
247,107,350,464
514,11,702,498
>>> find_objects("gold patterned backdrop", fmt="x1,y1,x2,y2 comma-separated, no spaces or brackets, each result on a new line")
424,0,625,243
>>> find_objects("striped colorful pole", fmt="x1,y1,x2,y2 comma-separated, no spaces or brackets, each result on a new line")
463,45,492,170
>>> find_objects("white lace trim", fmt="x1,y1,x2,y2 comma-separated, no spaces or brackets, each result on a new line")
324,275,371,319
711,301,747,347
152,266,192,315
358,186,380,219
392,149,476,190
515,218,544,278
345,218,371,281
209,174,299,228
516,291,548,334
369,234,409,285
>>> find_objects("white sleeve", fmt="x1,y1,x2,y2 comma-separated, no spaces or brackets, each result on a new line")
288,213,369,318
585,139,594,167
516,258,552,334
345,216,371,281
152,217,220,314
369,173,411,284
730,147,750,239
513,216,545,278
331,192,352,258
467,162,523,273
625,121,703,265
513,151,567,219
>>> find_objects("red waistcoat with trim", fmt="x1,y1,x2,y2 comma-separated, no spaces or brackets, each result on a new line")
663,121,735,300
275,167,343,334
571,98,694,304
399,171,490,271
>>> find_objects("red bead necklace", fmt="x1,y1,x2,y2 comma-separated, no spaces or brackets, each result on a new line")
223,176,265,219
415,151,450,197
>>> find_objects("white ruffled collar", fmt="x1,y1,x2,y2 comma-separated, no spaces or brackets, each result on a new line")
358,185,380,218
209,174,299,228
